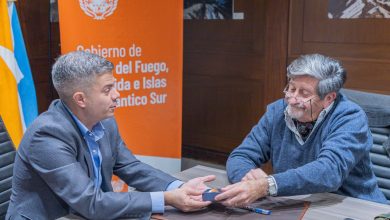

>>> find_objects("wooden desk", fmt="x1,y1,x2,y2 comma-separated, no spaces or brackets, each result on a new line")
174,165,390,220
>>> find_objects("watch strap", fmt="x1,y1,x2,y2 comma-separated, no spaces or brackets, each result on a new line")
266,176,277,196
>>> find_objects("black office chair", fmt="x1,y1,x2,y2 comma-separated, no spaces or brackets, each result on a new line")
0,116,16,220
341,89,390,203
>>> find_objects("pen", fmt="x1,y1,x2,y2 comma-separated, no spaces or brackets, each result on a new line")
242,206,272,215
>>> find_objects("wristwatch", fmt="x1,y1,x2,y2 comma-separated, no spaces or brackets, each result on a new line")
266,176,277,196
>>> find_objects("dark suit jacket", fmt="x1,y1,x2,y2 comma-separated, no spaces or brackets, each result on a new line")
6,100,177,220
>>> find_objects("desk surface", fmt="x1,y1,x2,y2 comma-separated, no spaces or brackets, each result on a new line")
60,165,390,220
174,165,390,220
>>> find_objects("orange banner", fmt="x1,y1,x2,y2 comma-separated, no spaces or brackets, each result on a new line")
58,1,182,165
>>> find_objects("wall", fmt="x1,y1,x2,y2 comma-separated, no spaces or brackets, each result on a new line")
289,0,390,95
182,0,289,168
16,0,59,113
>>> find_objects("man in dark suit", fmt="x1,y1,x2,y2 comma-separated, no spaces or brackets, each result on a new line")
6,51,215,220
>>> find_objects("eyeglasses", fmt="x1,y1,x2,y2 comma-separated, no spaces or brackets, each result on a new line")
283,84,319,122
283,85,317,107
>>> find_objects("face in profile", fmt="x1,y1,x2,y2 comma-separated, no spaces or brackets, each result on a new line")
83,72,120,122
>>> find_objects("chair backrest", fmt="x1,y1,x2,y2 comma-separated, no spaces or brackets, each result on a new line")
341,88,390,202
0,116,16,220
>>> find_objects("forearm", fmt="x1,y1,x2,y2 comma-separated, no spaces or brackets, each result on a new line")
163,191,175,207
39,162,153,219
226,155,255,183
273,159,342,196
227,112,272,183
226,141,270,183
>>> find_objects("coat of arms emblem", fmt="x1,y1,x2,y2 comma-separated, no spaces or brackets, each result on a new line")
79,0,118,20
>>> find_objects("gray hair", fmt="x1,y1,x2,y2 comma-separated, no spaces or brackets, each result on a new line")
287,54,346,99
51,51,114,101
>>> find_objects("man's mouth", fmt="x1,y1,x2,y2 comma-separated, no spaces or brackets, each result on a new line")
289,104,305,110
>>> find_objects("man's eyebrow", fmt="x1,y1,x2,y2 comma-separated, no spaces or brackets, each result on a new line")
105,81,115,86
102,83,114,90
288,81,314,91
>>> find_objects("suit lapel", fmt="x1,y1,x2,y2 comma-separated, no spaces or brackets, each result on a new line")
81,142,94,179
54,100,95,180
98,135,113,191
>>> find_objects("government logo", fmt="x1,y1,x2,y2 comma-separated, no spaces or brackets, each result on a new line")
79,0,118,20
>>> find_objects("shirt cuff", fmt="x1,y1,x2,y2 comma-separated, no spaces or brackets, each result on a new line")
166,180,184,191
150,192,164,213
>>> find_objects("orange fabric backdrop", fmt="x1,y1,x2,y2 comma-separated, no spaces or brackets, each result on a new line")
58,0,182,159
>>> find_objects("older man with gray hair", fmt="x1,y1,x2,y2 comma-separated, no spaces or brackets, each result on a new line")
215,54,387,206
7,51,215,220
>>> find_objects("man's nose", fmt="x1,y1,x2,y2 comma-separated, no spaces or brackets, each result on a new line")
112,88,120,100
287,95,299,105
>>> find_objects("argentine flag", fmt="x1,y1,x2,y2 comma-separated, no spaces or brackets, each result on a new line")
0,0,38,147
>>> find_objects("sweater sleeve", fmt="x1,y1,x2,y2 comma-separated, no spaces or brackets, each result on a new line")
226,103,275,183
273,107,372,196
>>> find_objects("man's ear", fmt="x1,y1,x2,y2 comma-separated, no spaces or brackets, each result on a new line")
73,92,87,108
323,91,337,108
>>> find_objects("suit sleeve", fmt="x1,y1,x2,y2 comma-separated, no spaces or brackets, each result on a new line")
27,127,153,220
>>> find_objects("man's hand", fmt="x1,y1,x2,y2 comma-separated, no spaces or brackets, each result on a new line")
241,168,267,181
214,178,268,207
180,175,215,201
164,175,216,212
181,175,216,192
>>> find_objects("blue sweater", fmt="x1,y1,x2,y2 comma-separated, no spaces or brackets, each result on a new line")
226,93,388,204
